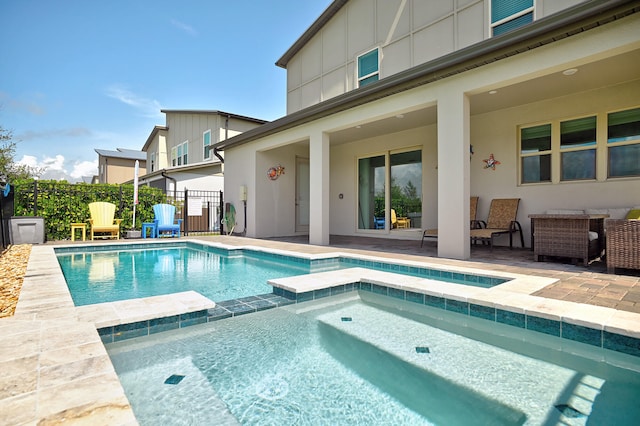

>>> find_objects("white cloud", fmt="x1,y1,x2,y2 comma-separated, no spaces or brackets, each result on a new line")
70,160,98,179
18,127,91,141
170,19,197,36
105,85,163,119
17,155,97,183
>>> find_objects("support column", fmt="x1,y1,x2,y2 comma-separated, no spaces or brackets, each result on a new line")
437,91,471,259
309,131,330,245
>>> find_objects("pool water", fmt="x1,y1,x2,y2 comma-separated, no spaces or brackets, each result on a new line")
57,243,507,306
58,246,316,306
106,293,640,425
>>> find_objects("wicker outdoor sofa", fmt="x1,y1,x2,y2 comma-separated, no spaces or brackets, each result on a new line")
529,206,640,269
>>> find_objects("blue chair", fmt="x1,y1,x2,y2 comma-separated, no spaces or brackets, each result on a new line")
374,214,385,229
153,204,182,238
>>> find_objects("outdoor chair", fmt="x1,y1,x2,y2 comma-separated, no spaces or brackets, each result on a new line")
153,203,182,238
88,202,122,240
391,209,410,229
606,218,640,274
373,215,385,229
469,198,524,250
421,196,479,247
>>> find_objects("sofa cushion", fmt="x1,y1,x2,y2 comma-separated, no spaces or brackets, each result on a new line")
626,209,640,220
585,207,632,219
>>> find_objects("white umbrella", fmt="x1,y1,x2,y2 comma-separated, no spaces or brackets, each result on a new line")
132,160,139,230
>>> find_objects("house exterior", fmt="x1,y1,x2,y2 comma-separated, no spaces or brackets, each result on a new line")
139,110,267,195
94,148,147,184
213,0,640,260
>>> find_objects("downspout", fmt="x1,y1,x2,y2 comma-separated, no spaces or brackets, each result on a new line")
161,169,177,199
212,114,229,164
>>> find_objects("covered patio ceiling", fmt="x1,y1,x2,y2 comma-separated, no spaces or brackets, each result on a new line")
328,48,640,146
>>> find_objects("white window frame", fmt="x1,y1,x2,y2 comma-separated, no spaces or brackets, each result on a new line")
357,47,380,88
203,130,212,160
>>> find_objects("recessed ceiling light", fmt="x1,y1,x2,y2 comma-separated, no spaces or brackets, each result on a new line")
489,90,498,95
562,68,578,76
355,125,362,129
395,114,404,119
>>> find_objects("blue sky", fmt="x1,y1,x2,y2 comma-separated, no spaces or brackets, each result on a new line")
0,0,332,182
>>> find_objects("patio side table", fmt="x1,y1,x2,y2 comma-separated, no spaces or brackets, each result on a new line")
70,223,86,241
142,222,157,239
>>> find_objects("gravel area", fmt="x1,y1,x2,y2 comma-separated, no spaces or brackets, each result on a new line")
0,244,31,318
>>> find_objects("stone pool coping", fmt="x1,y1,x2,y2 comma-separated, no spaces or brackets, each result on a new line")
2,239,640,425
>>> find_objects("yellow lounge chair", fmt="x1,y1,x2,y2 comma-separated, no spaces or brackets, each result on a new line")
88,202,122,240
391,209,410,229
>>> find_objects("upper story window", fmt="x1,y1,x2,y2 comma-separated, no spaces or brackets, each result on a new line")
357,48,379,88
150,152,156,172
203,130,212,160
519,107,640,184
491,0,534,36
171,141,188,167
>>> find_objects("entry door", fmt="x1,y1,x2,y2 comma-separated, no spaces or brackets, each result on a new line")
295,157,310,233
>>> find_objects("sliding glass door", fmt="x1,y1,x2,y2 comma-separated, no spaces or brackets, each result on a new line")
358,149,422,230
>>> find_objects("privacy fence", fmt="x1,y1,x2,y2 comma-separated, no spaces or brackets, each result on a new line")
0,180,223,244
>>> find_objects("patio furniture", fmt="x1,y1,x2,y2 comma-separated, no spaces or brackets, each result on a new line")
142,222,157,239
606,219,640,273
391,209,410,229
373,215,385,229
529,214,607,266
421,196,479,247
470,198,523,250
153,204,182,238
88,202,122,240
70,222,86,241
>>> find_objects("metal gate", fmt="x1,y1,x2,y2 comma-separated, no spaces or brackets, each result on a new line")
170,189,223,236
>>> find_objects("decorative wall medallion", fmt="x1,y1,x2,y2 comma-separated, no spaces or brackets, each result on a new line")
267,165,285,180
483,154,501,170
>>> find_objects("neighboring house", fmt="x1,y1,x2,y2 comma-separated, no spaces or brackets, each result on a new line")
213,0,640,260
139,110,267,195
94,148,147,184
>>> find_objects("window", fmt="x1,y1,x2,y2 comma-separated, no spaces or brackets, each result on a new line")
608,107,640,177
172,141,188,167
520,124,551,184
181,141,188,165
150,152,156,172
491,0,534,36
560,116,596,181
203,130,212,160
519,107,640,184
357,48,379,88
358,149,422,230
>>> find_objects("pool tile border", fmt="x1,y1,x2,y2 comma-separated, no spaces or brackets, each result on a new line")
271,280,640,358
97,293,295,344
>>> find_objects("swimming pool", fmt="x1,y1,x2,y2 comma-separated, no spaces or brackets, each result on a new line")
106,292,640,425
57,244,317,306
56,242,508,306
